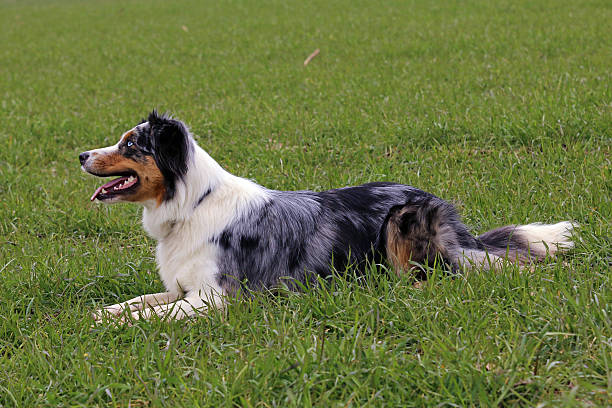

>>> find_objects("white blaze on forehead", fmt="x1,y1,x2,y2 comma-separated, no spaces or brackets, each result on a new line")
118,123,148,144
131,122,149,138
90,142,120,155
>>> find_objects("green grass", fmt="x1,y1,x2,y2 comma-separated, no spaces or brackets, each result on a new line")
0,0,610,406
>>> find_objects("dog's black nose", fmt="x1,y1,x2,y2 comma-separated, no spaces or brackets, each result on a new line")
79,152,90,165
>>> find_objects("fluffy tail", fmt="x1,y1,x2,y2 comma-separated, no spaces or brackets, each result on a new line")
478,222,576,263
383,198,576,273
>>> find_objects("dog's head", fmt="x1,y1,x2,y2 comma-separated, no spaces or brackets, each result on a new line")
80,111,192,205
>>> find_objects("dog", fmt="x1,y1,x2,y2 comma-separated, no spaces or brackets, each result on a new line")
80,111,575,322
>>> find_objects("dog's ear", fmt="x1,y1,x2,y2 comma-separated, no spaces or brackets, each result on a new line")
148,110,191,200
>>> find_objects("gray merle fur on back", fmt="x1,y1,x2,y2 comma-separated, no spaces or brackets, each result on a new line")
213,182,477,294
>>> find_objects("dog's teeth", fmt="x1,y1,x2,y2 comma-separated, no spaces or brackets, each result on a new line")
102,188,107,194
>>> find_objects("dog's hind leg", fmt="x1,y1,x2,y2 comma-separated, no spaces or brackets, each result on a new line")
93,292,180,323
384,199,465,275
383,197,519,274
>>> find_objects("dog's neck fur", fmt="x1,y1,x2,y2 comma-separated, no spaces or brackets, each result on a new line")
141,143,268,242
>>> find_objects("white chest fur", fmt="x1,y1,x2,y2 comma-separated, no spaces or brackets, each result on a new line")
156,231,221,295
140,152,269,297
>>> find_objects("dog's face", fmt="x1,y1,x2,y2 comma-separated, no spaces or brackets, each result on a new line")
80,111,192,205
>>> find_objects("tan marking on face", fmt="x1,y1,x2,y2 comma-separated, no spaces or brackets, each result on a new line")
125,156,166,205
87,152,166,206
121,130,134,143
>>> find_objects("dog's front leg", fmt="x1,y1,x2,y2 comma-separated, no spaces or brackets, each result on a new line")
131,292,224,321
93,292,180,323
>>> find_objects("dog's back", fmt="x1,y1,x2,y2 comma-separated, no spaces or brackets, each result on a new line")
215,182,429,293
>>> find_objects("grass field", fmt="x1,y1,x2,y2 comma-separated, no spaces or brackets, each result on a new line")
0,0,610,406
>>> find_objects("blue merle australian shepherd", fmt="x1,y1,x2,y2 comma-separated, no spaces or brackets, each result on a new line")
80,111,575,322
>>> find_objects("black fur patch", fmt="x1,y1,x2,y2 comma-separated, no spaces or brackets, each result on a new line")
218,230,233,250
135,128,154,154
315,184,395,273
240,235,260,250
194,187,212,209
148,110,193,200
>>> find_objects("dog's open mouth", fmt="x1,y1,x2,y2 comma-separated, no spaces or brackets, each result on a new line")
90,173,139,201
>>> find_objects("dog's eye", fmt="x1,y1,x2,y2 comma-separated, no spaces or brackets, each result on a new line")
127,141,134,147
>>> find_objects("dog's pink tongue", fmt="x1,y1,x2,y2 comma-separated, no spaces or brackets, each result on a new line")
90,176,128,201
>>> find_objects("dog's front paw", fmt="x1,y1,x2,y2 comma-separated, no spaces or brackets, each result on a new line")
92,305,130,326
130,307,154,322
